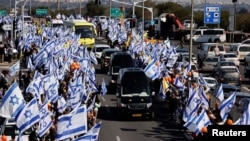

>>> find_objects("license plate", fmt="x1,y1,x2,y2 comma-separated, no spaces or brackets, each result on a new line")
228,83,235,85
132,114,142,117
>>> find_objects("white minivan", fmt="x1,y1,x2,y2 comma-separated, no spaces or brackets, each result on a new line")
231,44,250,61
185,28,226,43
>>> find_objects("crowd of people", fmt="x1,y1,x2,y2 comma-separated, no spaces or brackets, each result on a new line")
0,14,247,141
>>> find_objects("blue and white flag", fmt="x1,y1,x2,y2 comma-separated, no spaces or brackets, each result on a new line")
184,109,211,136
219,91,236,123
16,98,40,133
100,78,107,96
87,95,96,113
9,60,20,76
144,59,160,80
38,113,53,137
0,82,26,118
56,105,88,141
57,96,67,114
183,87,201,122
199,86,209,109
38,100,53,137
74,121,102,141
27,57,35,71
238,103,250,125
216,84,224,102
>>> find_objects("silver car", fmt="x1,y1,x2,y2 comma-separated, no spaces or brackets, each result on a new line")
201,56,221,72
219,53,240,67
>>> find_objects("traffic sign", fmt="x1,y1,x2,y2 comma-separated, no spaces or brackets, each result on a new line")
2,24,12,31
111,8,125,18
36,9,48,16
111,8,120,18
204,5,221,24
0,10,7,16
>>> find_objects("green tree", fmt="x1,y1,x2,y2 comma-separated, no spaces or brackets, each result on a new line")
85,1,106,17
155,2,189,21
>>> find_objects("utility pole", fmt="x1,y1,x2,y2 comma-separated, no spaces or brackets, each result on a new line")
79,0,81,16
29,0,31,16
189,0,194,64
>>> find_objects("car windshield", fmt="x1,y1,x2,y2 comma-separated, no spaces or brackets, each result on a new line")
209,45,224,51
105,50,119,57
4,125,31,135
224,54,237,58
205,57,218,62
75,26,94,38
205,79,217,84
222,68,238,73
219,62,235,66
96,47,109,52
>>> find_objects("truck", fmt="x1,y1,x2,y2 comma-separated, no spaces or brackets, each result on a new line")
153,13,190,40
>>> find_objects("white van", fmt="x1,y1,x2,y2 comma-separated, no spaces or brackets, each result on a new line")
51,19,64,27
98,16,106,23
231,44,250,61
185,28,226,43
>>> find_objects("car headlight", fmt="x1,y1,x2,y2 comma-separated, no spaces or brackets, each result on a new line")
111,80,116,83
147,102,152,108
120,103,127,107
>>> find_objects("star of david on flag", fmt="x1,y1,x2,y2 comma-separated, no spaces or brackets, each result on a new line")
0,82,25,118
16,98,40,133
56,105,88,141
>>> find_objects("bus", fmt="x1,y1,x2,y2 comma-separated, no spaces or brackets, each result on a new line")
63,19,96,49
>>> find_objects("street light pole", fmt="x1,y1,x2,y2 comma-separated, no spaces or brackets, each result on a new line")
132,0,147,18
109,0,111,17
80,0,81,16
142,0,144,41
22,0,28,39
189,0,194,64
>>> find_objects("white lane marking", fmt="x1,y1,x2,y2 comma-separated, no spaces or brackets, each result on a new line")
105,104,110,113
101,96,106,102
242,86,250,92
116,136,121,141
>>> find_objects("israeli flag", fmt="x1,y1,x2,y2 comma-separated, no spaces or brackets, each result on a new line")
219,91,236,123
238,103,250,125
9,60,20,76
144,59,160,80
0,82,26,118
183,87,201,122
100,78,107,96
56,105,88,141
184,109,211,136
74,121,102,141
16,98,40,133
216,84,224,102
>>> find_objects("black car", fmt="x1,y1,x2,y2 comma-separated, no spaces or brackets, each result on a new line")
116,67,154,120
108,52,134,93
100,48,121,72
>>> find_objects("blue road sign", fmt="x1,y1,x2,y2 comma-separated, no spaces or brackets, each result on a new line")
204,5,221,24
